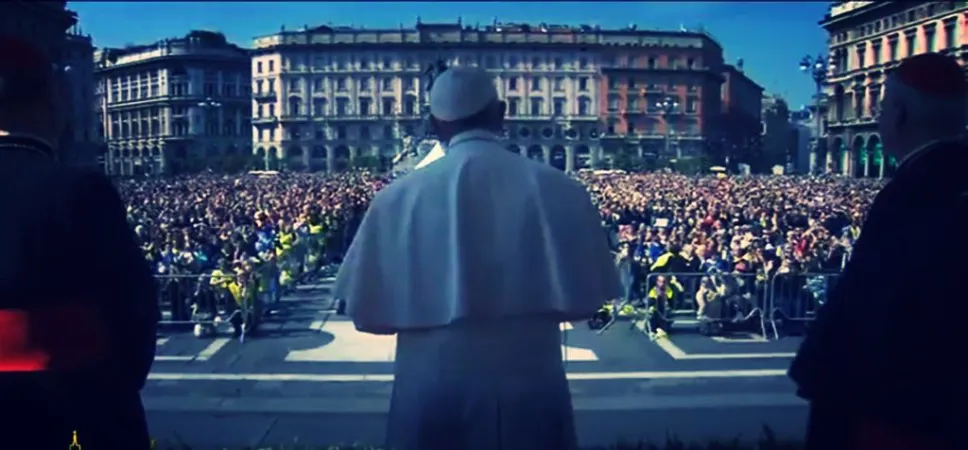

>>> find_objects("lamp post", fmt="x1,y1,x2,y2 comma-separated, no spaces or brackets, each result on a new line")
656,96,680,159
799,54,834,175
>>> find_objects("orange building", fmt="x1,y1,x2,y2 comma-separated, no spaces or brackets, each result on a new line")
597,30,726,160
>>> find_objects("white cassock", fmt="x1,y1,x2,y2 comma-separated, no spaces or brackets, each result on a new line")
333,71,621,450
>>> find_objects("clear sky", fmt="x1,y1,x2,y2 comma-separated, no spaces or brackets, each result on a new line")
69,1,830,107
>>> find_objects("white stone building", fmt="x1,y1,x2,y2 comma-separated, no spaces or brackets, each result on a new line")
95,30,251,176
251,22,604,172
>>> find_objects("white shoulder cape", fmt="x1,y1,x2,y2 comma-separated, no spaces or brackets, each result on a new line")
333,130,622,333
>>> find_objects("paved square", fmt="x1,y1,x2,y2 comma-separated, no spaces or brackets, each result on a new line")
286,321,601,362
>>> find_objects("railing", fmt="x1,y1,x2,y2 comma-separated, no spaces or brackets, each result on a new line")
156,273,257,343
598,271,841,341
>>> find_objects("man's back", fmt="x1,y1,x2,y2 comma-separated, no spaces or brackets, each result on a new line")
0,147,158,449
340,130,619,332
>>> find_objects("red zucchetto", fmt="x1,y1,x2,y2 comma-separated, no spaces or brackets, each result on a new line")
894,52,967,96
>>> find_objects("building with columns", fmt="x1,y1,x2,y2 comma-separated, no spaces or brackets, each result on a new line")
95,30,251,176
252,21,621,172
821,1,968,178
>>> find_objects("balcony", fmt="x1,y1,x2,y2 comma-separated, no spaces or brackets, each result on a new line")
252,117,277,125
279,114,310,123
254,91,277,102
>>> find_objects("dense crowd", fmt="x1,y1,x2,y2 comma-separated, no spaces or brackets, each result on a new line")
116,170,885,330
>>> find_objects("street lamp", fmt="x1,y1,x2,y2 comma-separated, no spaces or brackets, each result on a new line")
656,96,680,159
799,54,834,174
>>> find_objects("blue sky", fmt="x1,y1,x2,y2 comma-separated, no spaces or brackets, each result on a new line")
69,1,830,107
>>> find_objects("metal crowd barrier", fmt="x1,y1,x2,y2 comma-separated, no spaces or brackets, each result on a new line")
639,272,768,338
155,273,258,343
765,272,841,340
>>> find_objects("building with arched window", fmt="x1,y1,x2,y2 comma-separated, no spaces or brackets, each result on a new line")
95,30,251,176
822,1,968,178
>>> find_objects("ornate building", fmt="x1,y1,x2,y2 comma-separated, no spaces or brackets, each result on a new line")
95,30,251,176
598,29,728,164
251,21,736,172
822,1,968,178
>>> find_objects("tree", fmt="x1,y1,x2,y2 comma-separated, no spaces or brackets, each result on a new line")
610,148,646,172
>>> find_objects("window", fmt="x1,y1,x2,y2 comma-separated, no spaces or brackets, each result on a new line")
627,122,635,135
647,57,656,69
508,77,518,91
857,47,866,70
336,78,347,92
553,57,564,69
945,21,957,49
403,97,415,115
871,44,881,65
888,38,898,61
507,56,519,68
508,98,520,117
382,98,395,115
905,33,917,56
383,124,394,138
531,57,541,69
579,57,588,69
924,25,936,52
578,98,590,116
257,61,263,74
336,125,347,139
268,60,275,72
530,98,543,116
289,79,300,92
627,78,636,89
313,99,326,116
314,78,325,92
382,57,392,69
359,98,371,116
336,98,348,116
686,98,697,114
531,77,541,91
359,58,369,69
381,78,393,91
359,126,370,140
359,77,371,91
553,98,566,116
553,77,564,92
686,58,695,69
608,96,619,111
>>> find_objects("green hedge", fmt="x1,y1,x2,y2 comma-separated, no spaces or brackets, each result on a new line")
153,428,803,450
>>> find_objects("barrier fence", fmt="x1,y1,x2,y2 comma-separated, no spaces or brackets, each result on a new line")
608,271,841,340
156,273,257,342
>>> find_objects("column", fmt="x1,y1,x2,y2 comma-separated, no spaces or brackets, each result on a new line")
542,146,551,165
565,147,575,173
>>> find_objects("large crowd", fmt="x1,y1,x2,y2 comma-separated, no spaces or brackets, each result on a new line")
116,170,885,332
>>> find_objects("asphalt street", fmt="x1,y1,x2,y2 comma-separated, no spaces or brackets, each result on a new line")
146,281,807,447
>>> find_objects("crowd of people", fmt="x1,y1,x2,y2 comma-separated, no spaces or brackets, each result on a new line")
582,172,885,332
116,169,885,333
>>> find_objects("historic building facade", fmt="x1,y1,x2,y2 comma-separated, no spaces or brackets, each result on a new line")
822,1,968,178
95,31,251,176
251,22,737,172
718,64,765,167
598,30,729,164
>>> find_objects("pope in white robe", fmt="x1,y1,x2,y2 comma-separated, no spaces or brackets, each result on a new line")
333,67,622,450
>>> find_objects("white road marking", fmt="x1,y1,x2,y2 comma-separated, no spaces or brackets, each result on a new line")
654,338,795,360
147,368,787,383
155,356,195,362
289,321,598,362
196,337,230,361
156,337,170,346
309,320,325,331
710,333,769,343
